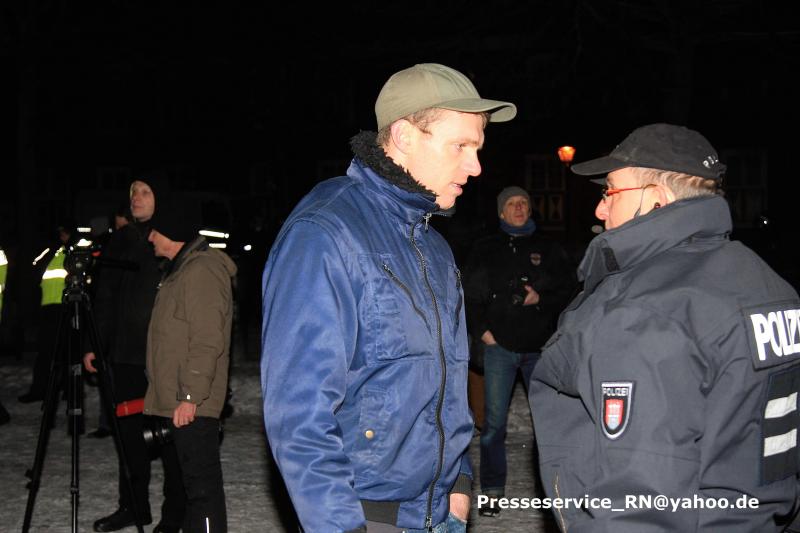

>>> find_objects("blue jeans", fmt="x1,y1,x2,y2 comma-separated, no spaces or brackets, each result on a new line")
479,343,539,494
406,513,466,533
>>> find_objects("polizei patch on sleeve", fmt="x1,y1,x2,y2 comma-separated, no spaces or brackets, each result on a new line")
601,382,633,440
744,302,800,370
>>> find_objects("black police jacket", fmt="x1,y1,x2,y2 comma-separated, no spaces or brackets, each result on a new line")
531,195,800,532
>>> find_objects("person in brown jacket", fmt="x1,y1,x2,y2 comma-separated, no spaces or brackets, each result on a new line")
143,209,236,533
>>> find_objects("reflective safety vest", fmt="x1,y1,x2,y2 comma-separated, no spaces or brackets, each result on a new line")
0,248,7,316
40,247,66,306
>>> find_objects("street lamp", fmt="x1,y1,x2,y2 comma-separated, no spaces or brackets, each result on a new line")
557,145,576,167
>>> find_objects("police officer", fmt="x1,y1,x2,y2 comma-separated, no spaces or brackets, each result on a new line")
18,225,72,403
530,124,800,532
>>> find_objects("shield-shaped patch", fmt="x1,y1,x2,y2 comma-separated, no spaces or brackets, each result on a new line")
601,381,634,440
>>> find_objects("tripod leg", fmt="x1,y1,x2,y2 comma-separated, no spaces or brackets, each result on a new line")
83,296,147,533
21,307,68,533
67,304,84,533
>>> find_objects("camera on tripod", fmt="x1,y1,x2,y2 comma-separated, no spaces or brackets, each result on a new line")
22,237,147,533
65,241,138,285
62,241,100,293
63,245,96,277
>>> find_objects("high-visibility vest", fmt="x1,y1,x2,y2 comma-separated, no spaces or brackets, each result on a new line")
40,247,66,306
0,248,7,316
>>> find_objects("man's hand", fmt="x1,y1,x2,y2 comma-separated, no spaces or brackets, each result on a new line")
481,330,497,345
83,352,97,373
522,285,540,306
449,492,471,522
173,401,197,428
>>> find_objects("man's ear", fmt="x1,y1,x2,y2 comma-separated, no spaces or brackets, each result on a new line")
654,184,677,206
389,120,416,156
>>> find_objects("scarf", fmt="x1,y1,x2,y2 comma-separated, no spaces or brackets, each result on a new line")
500,218,536,237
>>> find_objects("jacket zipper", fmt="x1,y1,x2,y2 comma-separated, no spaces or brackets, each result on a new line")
381,263,431,331
412,214,446,532
454,268,463,327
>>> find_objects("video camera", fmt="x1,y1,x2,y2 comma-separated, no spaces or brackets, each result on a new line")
507,274,532,306
114,398,173,458
115,398,223,459
63,241,138,288
506,268,556,306
64,243,97,278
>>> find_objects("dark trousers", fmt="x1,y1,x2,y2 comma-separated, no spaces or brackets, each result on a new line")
27,304,63,396
112,364,185,525
479,344,539,494
172,416,227,533
158,438,186,527
112,364,151,515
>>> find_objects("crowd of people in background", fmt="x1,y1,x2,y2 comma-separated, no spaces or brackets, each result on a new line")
2,61,800,533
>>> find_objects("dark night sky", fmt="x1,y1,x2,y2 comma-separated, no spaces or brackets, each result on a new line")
2,1,799,268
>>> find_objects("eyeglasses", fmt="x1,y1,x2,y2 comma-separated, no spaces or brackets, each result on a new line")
601,186,647,201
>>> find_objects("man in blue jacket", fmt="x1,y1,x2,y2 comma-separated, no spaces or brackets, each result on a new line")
261,63,515,532
531,123,800,532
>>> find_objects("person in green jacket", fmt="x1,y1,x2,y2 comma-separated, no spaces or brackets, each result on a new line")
144,208,236,533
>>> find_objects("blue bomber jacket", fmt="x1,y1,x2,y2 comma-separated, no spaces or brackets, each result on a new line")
531,195,800,532
261,135,473,533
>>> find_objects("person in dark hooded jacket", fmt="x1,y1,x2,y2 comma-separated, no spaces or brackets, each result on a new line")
83,178,185,533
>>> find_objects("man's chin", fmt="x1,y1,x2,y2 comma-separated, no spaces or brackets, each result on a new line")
437,197,457,210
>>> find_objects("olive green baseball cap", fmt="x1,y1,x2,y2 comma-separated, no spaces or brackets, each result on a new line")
375,63,517,130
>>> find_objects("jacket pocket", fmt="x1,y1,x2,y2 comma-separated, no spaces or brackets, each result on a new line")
359,254,433,364
436,262,468,361
450,265,465,344
351,388,390,474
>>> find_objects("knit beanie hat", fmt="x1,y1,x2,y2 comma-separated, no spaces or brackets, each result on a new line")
133,173,169,202
148,201,198,243
497,186,531,216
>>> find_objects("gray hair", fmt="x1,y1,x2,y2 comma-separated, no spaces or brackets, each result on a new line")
629,167,722,199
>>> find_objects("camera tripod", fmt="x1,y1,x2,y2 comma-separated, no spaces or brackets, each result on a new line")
21,273,146,533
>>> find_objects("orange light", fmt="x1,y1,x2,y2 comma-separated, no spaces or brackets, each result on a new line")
557,145,576,166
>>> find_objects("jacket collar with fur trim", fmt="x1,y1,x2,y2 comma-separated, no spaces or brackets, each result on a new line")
350,131,457,220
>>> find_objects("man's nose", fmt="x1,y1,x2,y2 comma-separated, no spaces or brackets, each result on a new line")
463,152,481,177
595,199,609,221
